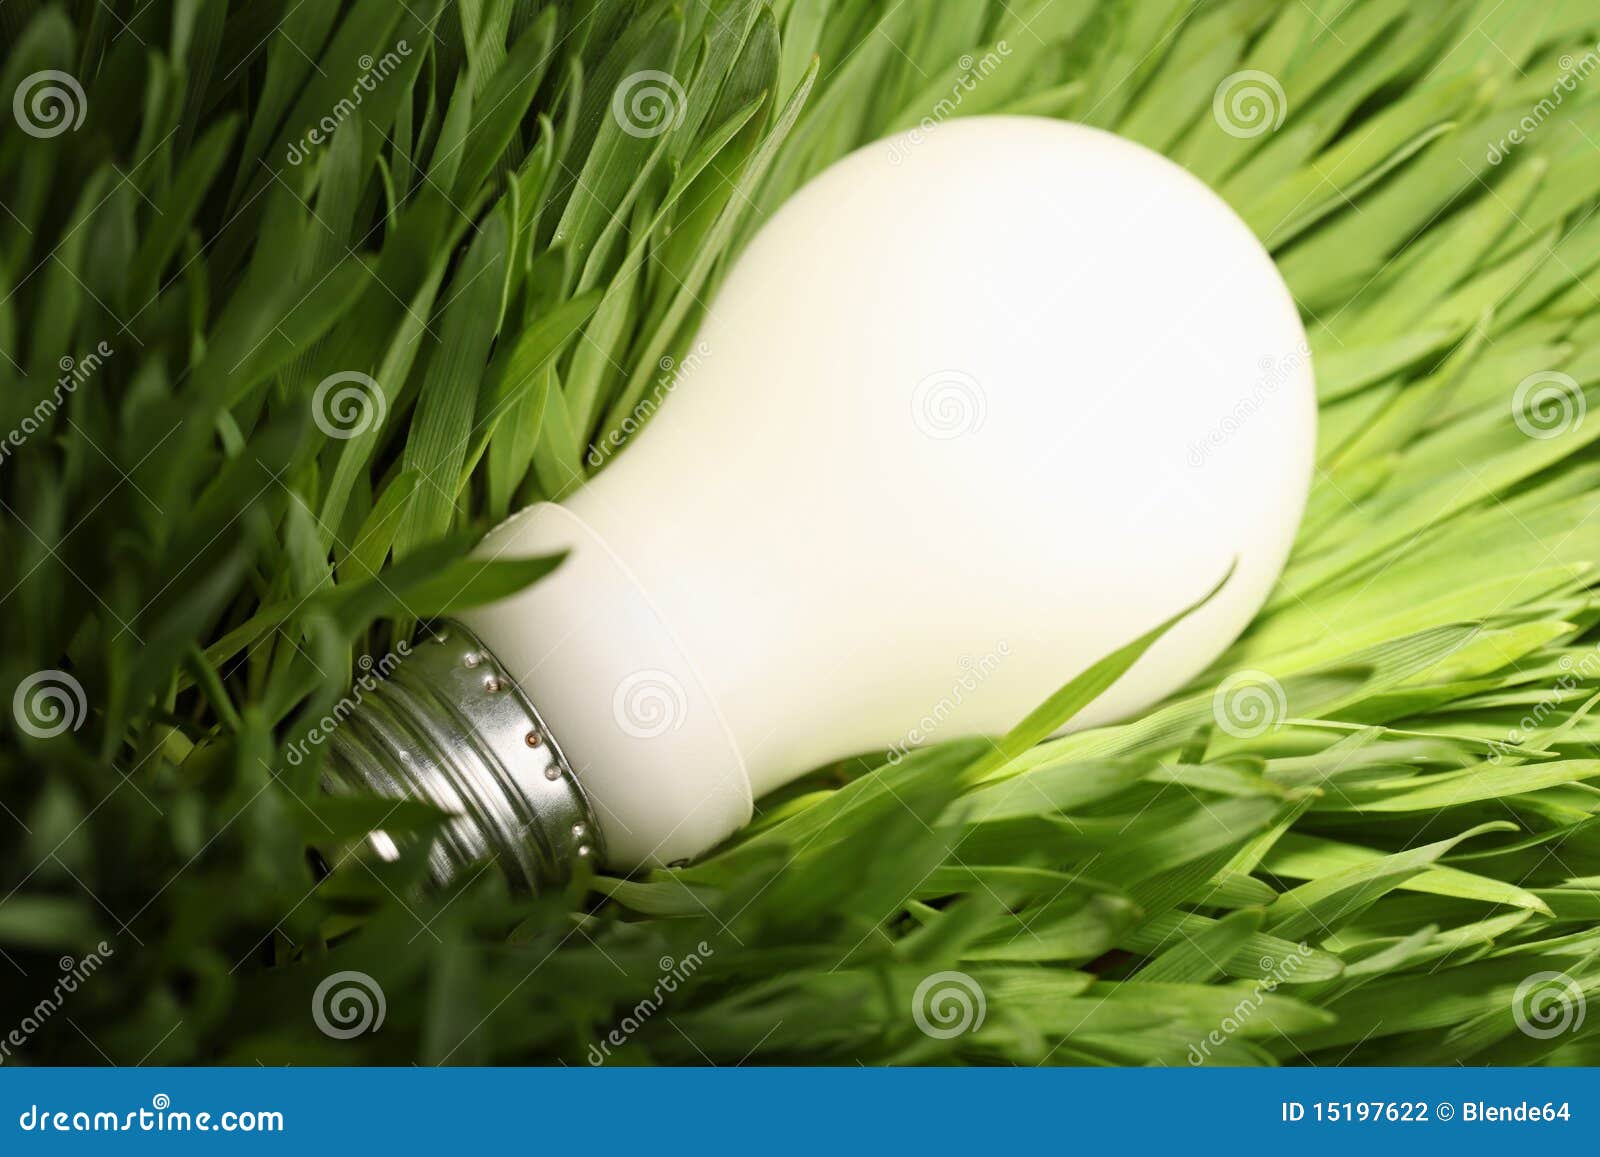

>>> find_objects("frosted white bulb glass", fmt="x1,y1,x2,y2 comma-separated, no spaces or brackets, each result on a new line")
460,116,1316,870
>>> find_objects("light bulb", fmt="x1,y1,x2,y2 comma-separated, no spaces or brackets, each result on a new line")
327,116,1315,886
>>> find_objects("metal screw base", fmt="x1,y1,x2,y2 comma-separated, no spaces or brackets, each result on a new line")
321,622,602,891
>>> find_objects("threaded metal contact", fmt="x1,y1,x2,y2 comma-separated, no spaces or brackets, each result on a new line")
321,622,601,891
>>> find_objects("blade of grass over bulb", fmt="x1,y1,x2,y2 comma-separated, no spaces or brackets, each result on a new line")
962,561,1238,783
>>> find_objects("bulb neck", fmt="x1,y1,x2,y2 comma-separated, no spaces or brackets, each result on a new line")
320,622,601,891
458,501,755,868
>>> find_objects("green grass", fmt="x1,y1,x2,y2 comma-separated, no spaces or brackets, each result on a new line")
3,0,1600,1066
